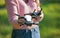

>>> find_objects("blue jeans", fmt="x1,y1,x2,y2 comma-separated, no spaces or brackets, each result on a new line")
11,26,40,38
31,26,40,38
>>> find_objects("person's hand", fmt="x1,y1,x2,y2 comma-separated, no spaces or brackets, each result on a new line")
37,11,44,22
18,18,25,22
31,16,41,22
18,18,25,25
32,12,44,22
36,16,42,22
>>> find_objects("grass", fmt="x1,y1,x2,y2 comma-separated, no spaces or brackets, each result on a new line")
0,0,60,38
0,0,5,6
40,3,60,38
0,8,9,25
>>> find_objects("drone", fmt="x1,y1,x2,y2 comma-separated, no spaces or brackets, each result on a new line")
15,9,42,26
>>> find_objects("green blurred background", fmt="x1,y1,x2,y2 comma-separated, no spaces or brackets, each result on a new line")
0,0,60,38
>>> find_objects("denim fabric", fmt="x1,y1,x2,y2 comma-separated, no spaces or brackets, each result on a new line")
31,26,40,38
11,26,40,38
11,29,32,38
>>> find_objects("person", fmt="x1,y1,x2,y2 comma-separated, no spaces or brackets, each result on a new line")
5,0,44,38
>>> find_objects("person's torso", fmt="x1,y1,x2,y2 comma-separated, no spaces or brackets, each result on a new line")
18,0,38,14
12,0,39,29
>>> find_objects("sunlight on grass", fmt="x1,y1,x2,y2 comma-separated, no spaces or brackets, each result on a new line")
0,0,5,6
0,8,7,15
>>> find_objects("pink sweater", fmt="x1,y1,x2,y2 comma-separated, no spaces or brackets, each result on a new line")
5,0,42,29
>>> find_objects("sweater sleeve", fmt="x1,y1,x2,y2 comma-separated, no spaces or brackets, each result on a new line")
5,0,19,24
